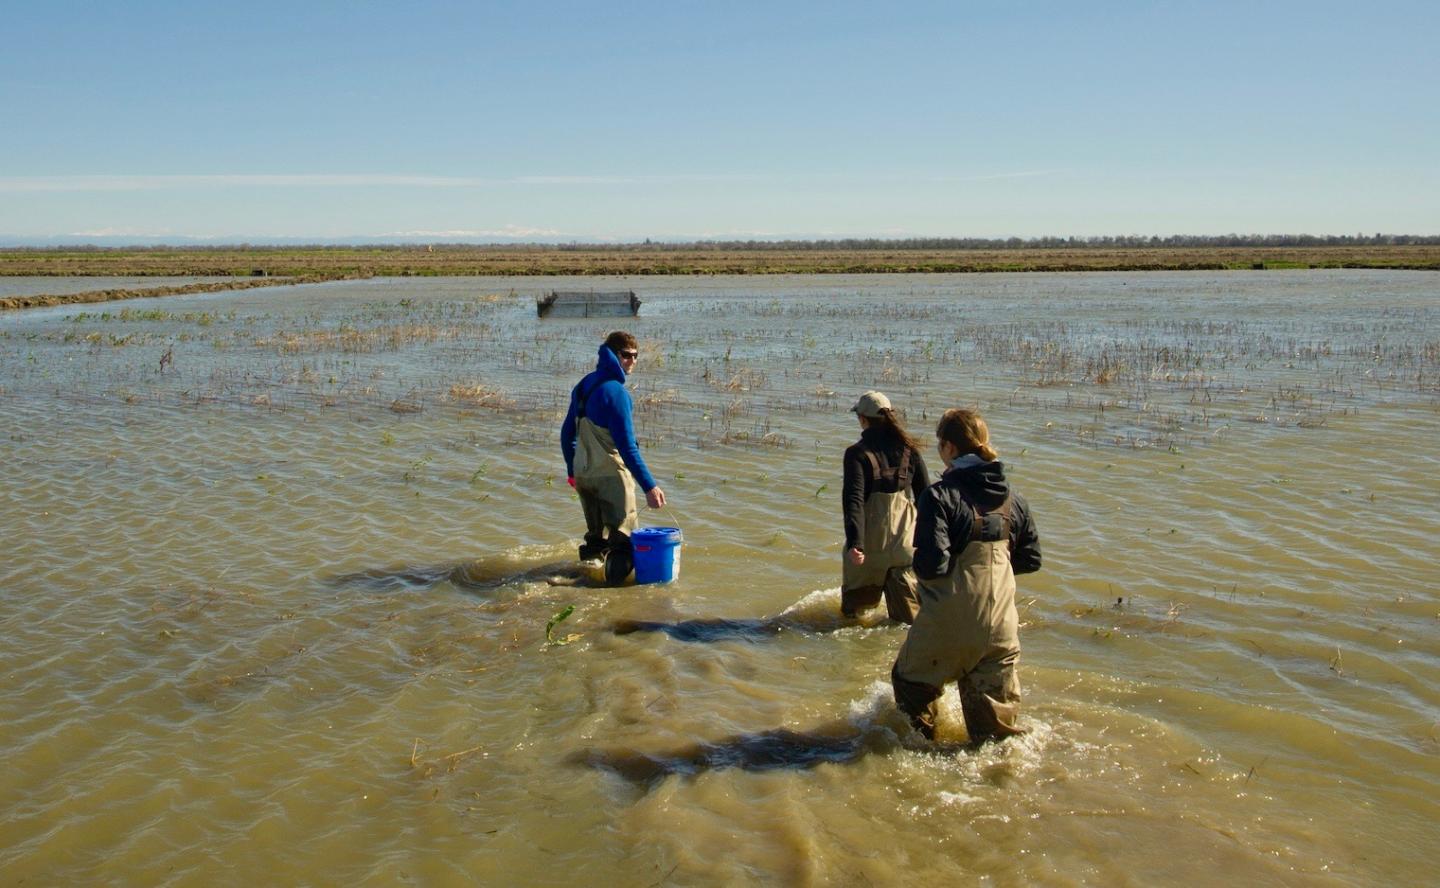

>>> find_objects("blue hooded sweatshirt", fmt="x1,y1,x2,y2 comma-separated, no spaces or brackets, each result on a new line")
560,345,658,492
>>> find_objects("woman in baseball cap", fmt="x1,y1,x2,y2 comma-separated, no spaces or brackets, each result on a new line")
839,391,930,623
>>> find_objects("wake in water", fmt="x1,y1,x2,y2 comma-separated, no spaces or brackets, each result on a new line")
571,688,891,786
569,725,878,785
328,543,601,594
610,587,898,642
570,682,1044,788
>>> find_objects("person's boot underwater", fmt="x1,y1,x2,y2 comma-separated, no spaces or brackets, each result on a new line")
602,544,633,586
578,540,608,561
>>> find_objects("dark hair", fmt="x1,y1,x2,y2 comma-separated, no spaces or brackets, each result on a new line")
604,331,638,354
868,407,922,454
935,408,998,461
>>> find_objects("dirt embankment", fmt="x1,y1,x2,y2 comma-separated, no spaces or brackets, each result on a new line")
0,276,367,311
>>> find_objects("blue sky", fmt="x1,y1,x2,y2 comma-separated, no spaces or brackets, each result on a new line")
2,1,1436,242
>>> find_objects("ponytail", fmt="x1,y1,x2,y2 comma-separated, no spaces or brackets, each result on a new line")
936,408,998,461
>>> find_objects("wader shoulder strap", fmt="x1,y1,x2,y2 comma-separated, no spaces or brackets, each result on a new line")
862,449,885,479
574,378,602,421
965,493,1014,543
862,447,913,489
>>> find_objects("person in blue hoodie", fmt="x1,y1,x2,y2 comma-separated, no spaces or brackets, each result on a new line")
560,331,667,583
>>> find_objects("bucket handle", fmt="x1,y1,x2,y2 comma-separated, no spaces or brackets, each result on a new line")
659,503,683,533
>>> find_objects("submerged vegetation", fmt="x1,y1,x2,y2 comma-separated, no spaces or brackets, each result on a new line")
2,277,1434,461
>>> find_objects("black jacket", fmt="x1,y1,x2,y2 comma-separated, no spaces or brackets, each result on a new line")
842,427,930,551
912,459,1041,580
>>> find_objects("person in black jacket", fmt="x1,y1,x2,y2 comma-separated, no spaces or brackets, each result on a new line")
840,391,930,623
891,407,1041,743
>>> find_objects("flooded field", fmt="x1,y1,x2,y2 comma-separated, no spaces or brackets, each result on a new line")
1,271,1436,885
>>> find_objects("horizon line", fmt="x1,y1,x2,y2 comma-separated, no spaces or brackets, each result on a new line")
3,232,1439,250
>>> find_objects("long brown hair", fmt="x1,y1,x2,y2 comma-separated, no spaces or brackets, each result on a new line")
935,408,999,461
867,407,922,454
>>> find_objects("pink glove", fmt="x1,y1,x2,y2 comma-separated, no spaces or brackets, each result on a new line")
566,477,576,488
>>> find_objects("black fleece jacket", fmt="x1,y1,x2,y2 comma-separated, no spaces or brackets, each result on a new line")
912,459,1041,580
842,427,930,551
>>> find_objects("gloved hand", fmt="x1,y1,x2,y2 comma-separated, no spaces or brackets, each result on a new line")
566,476,576,488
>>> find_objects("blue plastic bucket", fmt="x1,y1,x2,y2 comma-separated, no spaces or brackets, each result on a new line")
631,526,683,584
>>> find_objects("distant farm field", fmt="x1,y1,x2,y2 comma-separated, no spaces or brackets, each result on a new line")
2,243,1436,309
4,243,1440,277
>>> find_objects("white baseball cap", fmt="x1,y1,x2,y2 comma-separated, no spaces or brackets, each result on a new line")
850,390,892,418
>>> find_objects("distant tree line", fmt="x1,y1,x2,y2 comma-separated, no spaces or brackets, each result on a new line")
9,233,1440,253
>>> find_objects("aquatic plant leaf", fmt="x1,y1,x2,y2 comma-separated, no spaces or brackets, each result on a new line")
546,604,576,645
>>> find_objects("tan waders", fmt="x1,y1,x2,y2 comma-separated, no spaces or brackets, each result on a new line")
842,450,921,623
573,416,639,583
891,497,1026,742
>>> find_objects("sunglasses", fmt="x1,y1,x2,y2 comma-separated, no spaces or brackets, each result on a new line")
619,350,639,360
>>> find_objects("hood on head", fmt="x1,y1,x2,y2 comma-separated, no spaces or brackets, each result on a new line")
595,343,627,383
947,459,1010,509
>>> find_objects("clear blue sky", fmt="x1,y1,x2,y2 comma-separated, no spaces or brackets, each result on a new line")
2,0,1437,242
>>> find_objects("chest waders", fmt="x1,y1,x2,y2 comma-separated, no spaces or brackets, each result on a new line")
572,382,638,582
891,494,1026,742
841,448,921,624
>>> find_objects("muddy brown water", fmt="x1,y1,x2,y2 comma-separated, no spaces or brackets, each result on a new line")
1,271,1436,885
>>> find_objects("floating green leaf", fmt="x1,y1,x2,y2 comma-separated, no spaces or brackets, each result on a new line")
545,604,576,645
